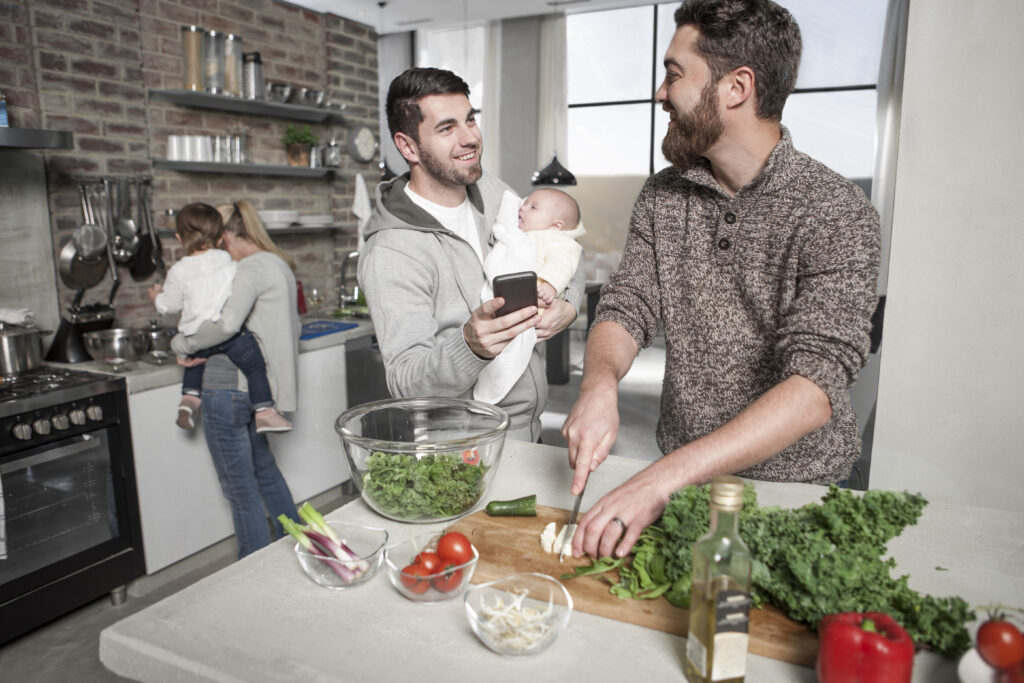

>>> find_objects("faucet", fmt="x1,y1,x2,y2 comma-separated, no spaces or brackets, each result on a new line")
339,250,360,308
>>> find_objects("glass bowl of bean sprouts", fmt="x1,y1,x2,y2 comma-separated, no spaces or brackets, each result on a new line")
463,572,573,656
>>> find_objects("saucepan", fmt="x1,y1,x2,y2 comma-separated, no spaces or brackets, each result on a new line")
140,320,177,365
0,322,50,377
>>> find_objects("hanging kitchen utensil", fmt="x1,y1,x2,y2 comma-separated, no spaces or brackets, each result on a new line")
58,237,107,290
107,178,134,264
145,186,166,279
129,179,157,281
103,177,122,303
115,176,139,243
72,183,107,263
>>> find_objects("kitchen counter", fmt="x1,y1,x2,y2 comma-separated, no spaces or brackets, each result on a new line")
99,440,1023,682
67,317,374,394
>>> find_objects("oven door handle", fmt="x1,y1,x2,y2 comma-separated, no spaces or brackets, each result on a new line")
0,434,102,475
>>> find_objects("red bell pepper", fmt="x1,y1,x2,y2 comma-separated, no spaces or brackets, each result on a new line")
816,612,915,683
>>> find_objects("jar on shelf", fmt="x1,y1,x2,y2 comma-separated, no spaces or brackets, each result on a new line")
323,136,342,168
242,52,266,100
223,34,244,97
204,29,226,95
181,25,206,92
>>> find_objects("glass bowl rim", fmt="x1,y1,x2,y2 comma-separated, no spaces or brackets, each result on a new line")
336,397,510,454
465,571,574,611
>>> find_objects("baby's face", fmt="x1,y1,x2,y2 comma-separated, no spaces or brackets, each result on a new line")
518,190,567,233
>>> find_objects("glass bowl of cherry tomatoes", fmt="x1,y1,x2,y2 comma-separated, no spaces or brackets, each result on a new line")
384,530,478,604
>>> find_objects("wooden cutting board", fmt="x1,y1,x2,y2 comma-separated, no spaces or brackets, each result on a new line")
451,504,818,668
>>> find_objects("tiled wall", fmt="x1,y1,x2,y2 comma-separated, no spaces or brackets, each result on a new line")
1,0,379,328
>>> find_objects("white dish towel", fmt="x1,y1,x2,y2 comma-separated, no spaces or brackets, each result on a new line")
474,190,537,405
352,173,372,251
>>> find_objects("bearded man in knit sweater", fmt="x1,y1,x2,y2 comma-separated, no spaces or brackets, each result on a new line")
564,0,881,559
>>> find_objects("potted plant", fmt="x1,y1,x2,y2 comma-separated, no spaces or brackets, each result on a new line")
281,124,319,167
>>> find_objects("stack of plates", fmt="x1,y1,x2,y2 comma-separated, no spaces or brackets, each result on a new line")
258,210,300,230
297,214,333,228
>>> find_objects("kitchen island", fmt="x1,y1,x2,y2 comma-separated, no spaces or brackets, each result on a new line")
99,440,1023,682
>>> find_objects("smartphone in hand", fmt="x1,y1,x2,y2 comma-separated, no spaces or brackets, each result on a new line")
492,271,538,317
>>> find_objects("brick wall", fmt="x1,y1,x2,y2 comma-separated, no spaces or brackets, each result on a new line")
1,0,379,328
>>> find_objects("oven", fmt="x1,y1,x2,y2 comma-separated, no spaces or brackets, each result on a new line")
0,367,144,645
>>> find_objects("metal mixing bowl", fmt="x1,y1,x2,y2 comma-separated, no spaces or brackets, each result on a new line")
83,328,149,371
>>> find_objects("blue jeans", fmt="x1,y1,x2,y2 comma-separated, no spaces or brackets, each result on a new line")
183,329,273,409
201,389,298,558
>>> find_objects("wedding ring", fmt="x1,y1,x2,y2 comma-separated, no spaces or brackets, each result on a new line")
611,517,627,533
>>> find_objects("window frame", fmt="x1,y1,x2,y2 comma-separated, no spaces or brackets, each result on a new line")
567,5,879,177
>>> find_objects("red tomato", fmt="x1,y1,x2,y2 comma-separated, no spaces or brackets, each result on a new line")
400,563,431,595
462,448,481,465
414,551,442,573
433,559,464,593
437,531,473,565
978,618,1024,670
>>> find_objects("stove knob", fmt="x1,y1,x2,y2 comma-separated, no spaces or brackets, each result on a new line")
69,409,87,426
85,405,104,421
12,422,33,441
52,413,70,431
33,418,52,436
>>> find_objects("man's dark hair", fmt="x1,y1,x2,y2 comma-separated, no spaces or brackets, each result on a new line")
675,0,801,120
385,67,471,143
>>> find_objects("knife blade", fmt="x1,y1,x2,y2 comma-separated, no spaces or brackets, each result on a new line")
559,483,586,562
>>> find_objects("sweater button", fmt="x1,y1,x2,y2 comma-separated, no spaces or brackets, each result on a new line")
718,237,731,250
724,212,737,224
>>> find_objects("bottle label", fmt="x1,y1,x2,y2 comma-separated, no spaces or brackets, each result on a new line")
711,589,749,680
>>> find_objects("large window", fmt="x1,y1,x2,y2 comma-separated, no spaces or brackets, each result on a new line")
567,1,888,179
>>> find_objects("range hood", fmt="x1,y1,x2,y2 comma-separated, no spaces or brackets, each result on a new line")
0,127,73,150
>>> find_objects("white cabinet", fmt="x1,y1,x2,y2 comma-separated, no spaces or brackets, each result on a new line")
127,343,350,573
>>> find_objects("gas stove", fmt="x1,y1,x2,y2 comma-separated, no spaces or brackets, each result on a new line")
0,366,120,417
0,363,144,645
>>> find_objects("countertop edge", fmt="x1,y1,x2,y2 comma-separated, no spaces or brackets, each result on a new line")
49,319,374,394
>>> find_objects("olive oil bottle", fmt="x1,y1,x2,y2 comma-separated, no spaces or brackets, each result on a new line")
684,475,752,683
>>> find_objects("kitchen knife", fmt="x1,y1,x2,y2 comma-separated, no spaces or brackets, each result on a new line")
559,482,586,562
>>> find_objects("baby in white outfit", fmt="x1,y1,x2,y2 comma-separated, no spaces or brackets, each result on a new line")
516,188,585,307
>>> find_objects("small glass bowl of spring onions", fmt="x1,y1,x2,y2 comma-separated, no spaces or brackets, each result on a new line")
464,572,573,656
290,519,388,590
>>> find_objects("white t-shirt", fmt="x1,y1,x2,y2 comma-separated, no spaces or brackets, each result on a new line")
404,185,483,264
154,249,237,336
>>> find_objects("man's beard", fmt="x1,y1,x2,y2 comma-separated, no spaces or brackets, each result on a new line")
661,80,724,170
418,144,483,188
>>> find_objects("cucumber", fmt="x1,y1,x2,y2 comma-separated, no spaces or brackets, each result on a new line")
485,494,537,517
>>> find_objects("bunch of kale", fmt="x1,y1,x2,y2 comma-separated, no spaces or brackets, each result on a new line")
567,484,973,658
362,451,486,519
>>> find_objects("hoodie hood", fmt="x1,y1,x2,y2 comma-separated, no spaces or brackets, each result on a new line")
362,173,490,242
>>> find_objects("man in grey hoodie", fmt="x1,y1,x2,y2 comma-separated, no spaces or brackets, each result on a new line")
358,67,585,441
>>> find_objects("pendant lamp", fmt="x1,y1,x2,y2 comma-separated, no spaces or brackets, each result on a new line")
532,15,576,186
532,154,576,185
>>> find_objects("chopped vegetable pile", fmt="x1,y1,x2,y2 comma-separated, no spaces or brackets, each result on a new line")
362,451,487,519
476,588,556,652
563,484,974,658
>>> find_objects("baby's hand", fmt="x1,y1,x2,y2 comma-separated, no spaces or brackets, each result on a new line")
147,283,163,302
537,281,556,307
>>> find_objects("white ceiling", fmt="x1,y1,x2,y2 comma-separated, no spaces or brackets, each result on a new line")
289,0,662,35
